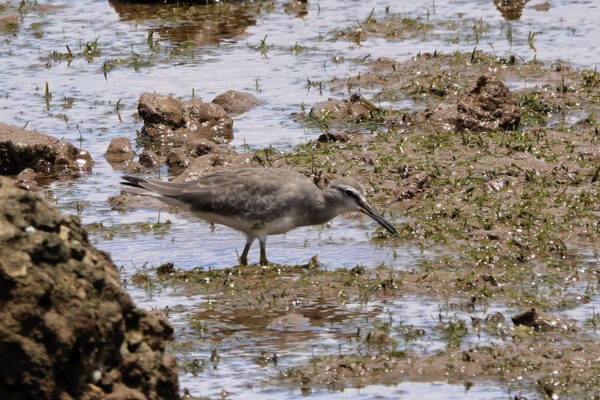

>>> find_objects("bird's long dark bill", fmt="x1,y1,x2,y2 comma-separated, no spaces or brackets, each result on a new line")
359,202,397,235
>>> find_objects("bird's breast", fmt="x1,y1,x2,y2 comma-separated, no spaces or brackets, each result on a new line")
253,215,297,235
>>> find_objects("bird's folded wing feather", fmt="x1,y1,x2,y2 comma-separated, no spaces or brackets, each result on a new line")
178,178,297,219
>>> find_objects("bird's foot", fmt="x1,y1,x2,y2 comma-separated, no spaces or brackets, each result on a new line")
239,256,248,266
259,257,269,266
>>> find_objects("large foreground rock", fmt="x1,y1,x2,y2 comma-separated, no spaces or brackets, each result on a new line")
0,122,93,176
0,178,179,400
138,92,233,151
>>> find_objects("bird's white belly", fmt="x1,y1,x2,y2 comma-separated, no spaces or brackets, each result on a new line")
192,211,297,236
260,215,297,235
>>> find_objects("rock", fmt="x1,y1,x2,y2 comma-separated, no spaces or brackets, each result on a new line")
511,308,577,332
212,90,262,115
138,150,161,168
181,98,233,143
138,93,233,148
166,148,192,173
138,93,184,127
317,131,350,143
0,122,93,176
14,168,38,191
173,152,258,183
123,162,144,174
455,75,521,133
494,0,528,20
0,177,179,399
184,139,217,157
105,137,135,164
309,93,376,121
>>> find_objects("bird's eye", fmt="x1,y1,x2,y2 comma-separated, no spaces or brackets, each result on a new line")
344,189,354,197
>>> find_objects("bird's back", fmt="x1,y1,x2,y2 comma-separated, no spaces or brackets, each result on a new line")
168,168,322,234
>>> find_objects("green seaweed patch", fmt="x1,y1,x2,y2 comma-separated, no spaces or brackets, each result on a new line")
86,219,172,239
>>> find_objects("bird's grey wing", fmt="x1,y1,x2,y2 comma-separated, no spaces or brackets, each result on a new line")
178,175,298,220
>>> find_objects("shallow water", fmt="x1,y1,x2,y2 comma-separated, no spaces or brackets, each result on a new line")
179,381,534,400
2,0,600,398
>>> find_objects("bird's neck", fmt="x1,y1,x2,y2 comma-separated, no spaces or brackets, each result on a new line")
307,189,344,225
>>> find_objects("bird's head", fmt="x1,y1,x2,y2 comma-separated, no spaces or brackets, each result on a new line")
325,178,397,235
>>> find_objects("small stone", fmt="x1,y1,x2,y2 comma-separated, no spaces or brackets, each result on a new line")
317,132,350,143
138,92,184,127
166,149,191,172
512,308,577,332
14,168,39,191
105,137,135,164
123,162,144,174
138,150,160,168
212,90,262,115
184,139,215,157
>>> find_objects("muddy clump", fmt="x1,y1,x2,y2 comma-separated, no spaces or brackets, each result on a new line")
395,172,430,201
0,122,93,177
317,131,350,143
455,75,521,133
212,90,262,115
338,13,432,42
0,177,179,400
309,93,376,121
138,92,233,151
512,308,577,332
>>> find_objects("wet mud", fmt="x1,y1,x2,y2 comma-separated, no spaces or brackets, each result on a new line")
2,1,600,399
127,50,600,398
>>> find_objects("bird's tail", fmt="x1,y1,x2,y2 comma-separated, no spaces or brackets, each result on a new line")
121,175,195,198
121,175,147,188
120,176,159,197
